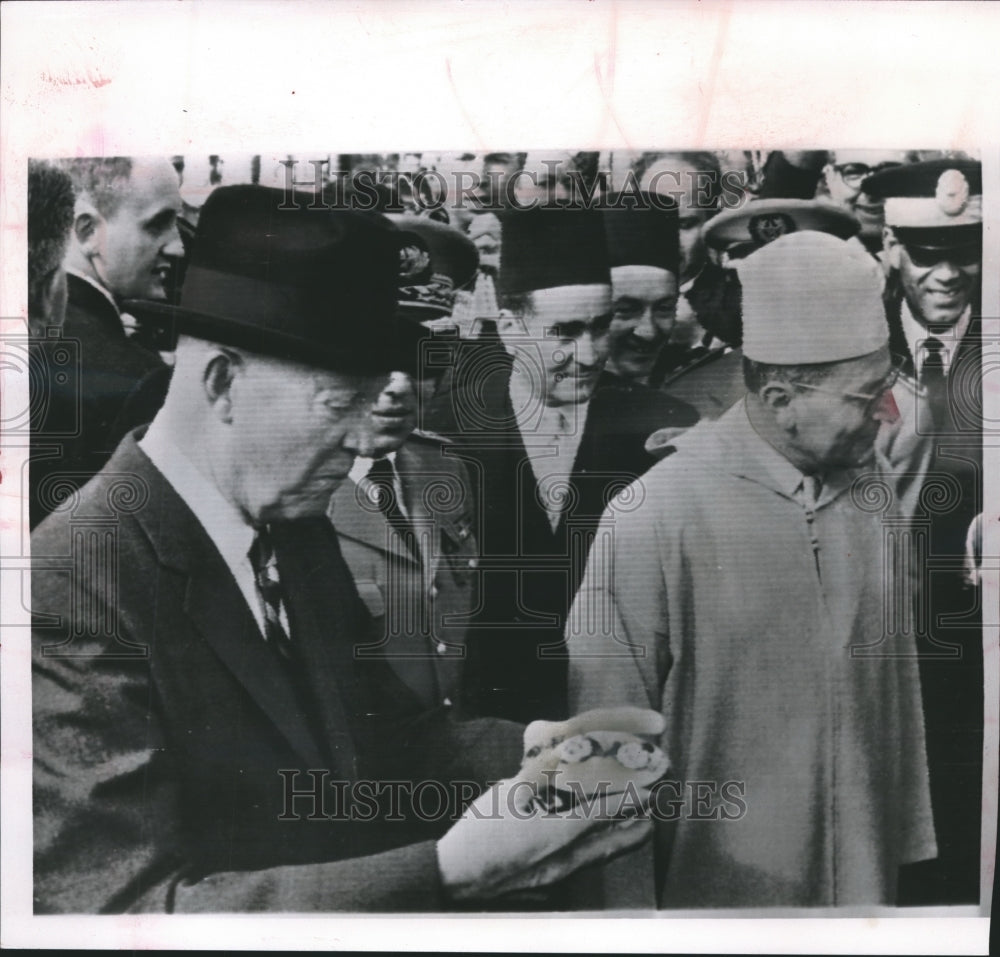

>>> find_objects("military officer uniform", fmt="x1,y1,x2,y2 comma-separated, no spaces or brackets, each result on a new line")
331,429,479,711
864,158,985,906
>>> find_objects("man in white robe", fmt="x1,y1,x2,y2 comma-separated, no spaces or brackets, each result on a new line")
567,232,936,908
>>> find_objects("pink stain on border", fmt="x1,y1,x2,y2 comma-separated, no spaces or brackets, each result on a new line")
694,1,734,148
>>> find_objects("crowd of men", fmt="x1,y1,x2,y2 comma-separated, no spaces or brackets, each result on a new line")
25,148,986,912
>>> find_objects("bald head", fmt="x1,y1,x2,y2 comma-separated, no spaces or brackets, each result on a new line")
61,155,183,301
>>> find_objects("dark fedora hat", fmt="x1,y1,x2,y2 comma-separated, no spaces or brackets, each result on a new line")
125,184,424,375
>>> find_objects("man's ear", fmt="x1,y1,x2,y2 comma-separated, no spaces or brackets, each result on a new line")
759,380,798,430
496,309,526,357
72,195,105,257
883,226,901,269
203,349,242,423
818,163,835,197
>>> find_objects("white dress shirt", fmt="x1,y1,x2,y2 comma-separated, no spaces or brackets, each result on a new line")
508,369,590,530
139,419,279,637
348,451,408,515
900,301,971,377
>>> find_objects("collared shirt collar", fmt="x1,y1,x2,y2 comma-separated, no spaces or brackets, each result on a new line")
731,399,808,501
65,266,121,316
507,363,590,439
349,450,397,486
138,417,256,581
900,300,971,377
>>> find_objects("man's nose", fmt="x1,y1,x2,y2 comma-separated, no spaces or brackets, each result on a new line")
343,416,378,458
930,259,962,283
163,221,185,258
383,374,410,398
872,388,900,425
633,308,658,342
574,331,602,367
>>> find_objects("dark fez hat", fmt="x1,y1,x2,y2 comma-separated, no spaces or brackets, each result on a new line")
602,192,680,275
125,185,424,374
498,206,610,297
386,214,479,320
862,157,982,250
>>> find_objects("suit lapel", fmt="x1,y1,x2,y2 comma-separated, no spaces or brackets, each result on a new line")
330,475,420,570
66,272,125,338
183,567,327,769
127,437,328,769
271,520,366,779
395,444,437,587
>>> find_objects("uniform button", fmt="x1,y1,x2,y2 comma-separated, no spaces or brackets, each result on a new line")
467,557,478,569
442,697,453,707
436,642,447,654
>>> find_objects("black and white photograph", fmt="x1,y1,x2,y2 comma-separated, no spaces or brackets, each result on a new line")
2,2,998,953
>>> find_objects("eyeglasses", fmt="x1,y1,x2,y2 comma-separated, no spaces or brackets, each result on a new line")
901,242,981,269
790,361,902,412
832,161,902,189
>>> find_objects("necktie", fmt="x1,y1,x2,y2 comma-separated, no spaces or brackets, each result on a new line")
248,527,293,658
367,457,420,563
920,339,947,430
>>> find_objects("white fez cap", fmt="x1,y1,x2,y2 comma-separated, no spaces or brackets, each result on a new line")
740,231,888,364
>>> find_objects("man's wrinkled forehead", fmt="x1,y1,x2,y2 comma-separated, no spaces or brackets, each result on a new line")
247,350,385,400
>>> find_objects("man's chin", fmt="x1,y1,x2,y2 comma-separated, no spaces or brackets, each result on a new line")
550,382,597,406
615,354,656,380
138,283,169,302
263,484,348,521
922,310,967,333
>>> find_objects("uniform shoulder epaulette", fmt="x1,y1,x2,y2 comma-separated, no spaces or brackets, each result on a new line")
409,427,453,445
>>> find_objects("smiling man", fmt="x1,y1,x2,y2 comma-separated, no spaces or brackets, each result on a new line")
31,157,184,525
569,232,936,908
427,206,696,723
602,192,681,385
862,157,984,905
819,150,912,253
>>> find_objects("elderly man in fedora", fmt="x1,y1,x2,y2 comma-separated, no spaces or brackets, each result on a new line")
31,184,656,913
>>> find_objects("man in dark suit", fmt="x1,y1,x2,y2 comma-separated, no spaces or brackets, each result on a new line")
31,157,183,527
427,206,699,723
31,186,655,913
863,158,984,906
